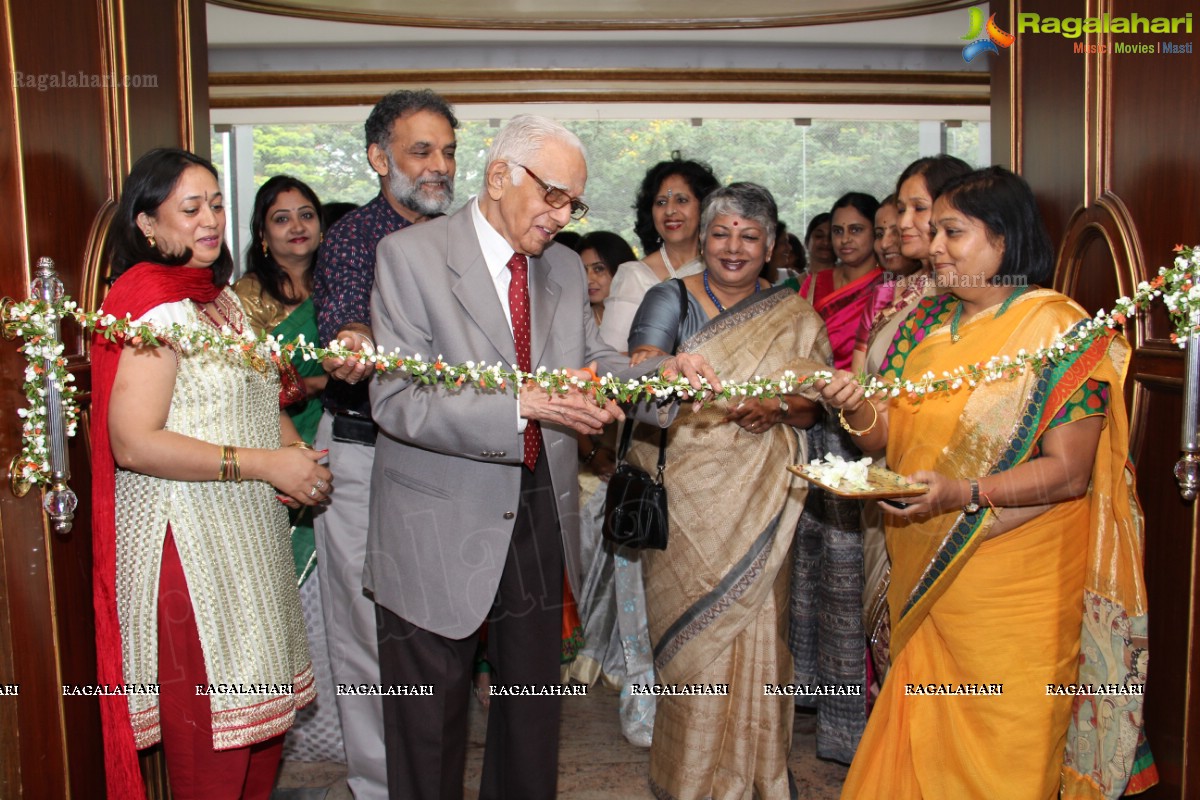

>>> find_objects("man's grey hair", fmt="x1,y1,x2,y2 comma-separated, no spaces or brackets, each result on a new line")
485,115,586,187
700,182,779,250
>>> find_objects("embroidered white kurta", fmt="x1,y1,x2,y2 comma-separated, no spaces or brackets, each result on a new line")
114,292,314,750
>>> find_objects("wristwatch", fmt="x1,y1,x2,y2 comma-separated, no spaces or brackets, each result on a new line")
963,478,981,514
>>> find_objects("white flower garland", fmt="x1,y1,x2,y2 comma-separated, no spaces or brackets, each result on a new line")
6,245,1200,486
10,301,80,487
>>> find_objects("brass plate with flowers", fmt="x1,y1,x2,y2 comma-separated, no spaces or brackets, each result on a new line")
788,456,927,499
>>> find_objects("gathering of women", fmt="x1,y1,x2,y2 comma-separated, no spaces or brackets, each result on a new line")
3,3,1196,800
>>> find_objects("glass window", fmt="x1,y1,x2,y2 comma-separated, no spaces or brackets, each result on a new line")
213,117,987,259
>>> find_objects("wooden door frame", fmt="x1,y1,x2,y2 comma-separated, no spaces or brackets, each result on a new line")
0,0,208,796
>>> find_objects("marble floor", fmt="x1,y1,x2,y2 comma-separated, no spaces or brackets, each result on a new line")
271,684,848,799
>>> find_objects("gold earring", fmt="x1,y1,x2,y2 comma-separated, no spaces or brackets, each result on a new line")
262,240,269,256
146,233,157,249
319,232,324,244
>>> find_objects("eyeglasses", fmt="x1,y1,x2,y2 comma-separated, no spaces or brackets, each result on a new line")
514,163,589,221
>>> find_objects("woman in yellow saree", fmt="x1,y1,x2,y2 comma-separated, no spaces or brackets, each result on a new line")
821,167,1155,799
629,183,830,799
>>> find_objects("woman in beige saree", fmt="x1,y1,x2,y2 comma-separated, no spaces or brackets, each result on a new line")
822,167,1155,799
629,183,830,799
852,157,973,688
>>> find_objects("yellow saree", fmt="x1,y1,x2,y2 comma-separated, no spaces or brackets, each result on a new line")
637,288,830,800
841,289,1154,800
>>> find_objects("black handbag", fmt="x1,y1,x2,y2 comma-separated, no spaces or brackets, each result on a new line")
602,425,669,550
601,279,688,550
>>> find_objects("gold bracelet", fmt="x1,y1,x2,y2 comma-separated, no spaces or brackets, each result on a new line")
287,440,315,451
218,445,229,481
230,446,242,483
838,402,878,436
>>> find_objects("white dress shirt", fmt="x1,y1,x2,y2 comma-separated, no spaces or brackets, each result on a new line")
471,195,518,336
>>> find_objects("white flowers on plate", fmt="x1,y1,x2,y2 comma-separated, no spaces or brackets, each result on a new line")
803,453,874,491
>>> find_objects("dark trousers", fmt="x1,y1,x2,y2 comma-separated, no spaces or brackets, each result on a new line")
377,453,564,800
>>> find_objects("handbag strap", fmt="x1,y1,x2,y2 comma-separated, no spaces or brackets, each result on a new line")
670,277,689,355
614,279,690,474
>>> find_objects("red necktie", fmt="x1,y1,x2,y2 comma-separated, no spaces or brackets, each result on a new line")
507,253,542,470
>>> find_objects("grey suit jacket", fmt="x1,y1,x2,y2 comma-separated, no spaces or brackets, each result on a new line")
366,202,654,639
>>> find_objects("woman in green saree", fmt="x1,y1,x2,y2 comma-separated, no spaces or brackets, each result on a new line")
235,175,328,529
234,175,342,762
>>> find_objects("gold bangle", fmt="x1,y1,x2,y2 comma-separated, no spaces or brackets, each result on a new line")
218,444,242,482
838,402,878,436
287,440,315,451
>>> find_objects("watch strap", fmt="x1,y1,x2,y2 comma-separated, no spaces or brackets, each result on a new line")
964,478,981,513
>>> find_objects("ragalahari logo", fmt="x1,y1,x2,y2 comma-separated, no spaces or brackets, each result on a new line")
961,7,1016,62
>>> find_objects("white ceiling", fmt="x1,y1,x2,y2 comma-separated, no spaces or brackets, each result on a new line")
207,2,984,49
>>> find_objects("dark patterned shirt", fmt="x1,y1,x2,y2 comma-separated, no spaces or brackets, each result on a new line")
313,193,411,415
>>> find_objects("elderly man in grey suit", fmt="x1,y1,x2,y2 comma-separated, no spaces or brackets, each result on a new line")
367,114,718,800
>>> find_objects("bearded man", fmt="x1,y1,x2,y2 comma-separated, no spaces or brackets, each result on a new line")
311,88,459,800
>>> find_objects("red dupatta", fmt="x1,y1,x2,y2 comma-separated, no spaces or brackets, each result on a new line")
91,263,222,800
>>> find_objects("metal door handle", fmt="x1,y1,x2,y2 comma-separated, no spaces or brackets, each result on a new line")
1,257,77,532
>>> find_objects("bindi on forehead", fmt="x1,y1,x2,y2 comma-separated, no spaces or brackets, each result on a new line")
179,191,221,203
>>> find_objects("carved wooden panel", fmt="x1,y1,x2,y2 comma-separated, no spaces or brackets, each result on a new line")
995,0,1200,795
208,68,990,109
